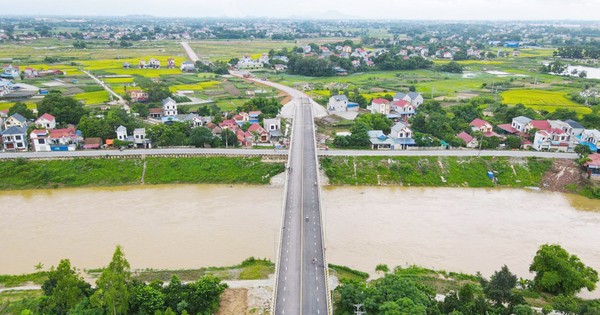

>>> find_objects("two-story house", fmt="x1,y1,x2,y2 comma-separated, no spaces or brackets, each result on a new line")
35,113,56,129
1,126,28,151
511,116,532,133
162,97,178,117
133,128,151,148
470,118,493,133
264,117,282,140
581,129,600,148
116,125,128,141
533,129,574,152
391,100,416,120
393,92,424,107
328,95,349,112
3,113,28,130
368,98,391,115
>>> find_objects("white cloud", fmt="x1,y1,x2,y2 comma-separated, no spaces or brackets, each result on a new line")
5,0,600,20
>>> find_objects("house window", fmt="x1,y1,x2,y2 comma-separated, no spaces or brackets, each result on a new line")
15,135,21,140
38,139,45,144
16,143,23,148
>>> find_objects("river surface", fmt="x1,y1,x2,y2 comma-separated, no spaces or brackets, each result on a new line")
1,185,599,296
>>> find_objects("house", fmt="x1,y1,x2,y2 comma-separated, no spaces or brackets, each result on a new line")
389,122,413,140
83,137,102,149
237,55,263,69
148,58,161,69
116,125,128,141
0,80,13,97
1,126,28,151
457,131,479,148
549,120,573,135
393,92,424,107
180,61,196,72
35,113,56,129
565,119,585,136
133,128,151,148
149,108,164,119
368,129,415,150
162,97,178,116
264,117,282,140
533,129,574,152
526,120,551,133
274,64,287,72
177,113,211,127
328,95,348,112
1,65,19,79
167,58,176,69
123,62,131,69
126,89,149,102
391,100,416,120
23,68,38,79
30,129,51,152
470,118,493,133
3,113,27,130
368,98,391,115
581,129,600,149
248,123,269,143
512,116,532,133
249,111,261,124
584,153,600,179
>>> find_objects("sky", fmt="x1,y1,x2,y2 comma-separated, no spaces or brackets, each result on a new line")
6,0,600,20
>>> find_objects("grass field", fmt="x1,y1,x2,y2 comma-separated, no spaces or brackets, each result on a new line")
73,90,111,105
501,89,592,114
0,102,37,111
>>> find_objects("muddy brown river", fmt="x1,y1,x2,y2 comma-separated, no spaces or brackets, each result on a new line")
1,185,599,296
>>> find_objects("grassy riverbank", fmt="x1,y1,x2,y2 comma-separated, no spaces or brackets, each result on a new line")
321,156,553,187
0,157,285,190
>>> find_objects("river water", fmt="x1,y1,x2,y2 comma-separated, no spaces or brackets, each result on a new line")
1,185,599,295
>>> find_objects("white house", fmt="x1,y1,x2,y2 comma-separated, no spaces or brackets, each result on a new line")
30,129,51,152
391,100,416,119
533,129,574,152
511,116,532,133
1,126,28,151
116,125,128,141
133,128,151,148
394,92,424,107
3,113,27,130
581,129,600,147
35,113,56,130
237,55,263,69
328,95,349,112
162,97,178,116
180,61,196,72
565,119,585,136
390,122,413,139
368,98,391,115
0,80,13,97
549,120,573,135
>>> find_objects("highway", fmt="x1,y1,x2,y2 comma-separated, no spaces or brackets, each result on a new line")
0,148,578,160
274,99,329,315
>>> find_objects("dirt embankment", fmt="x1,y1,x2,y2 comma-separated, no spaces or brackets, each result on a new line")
541,159,587,193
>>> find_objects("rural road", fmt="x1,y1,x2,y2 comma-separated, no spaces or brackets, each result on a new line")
181,42,200,63
274,98,329,315
81,70,125,104
0,148,578,159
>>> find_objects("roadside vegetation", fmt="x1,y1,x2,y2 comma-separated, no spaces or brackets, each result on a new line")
321,156,552,188
0,157,284,190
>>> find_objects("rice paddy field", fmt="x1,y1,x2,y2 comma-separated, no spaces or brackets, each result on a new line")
501,89,592,115
0,38,595,118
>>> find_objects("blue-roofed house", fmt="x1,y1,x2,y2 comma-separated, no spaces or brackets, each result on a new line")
0,66,19,80
1,126,28,151
0,80,14,97
3,113,27,130
565,119,585,136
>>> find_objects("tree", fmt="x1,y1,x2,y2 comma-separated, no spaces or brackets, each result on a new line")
91,246,131,315
189,127,216,148
37,93,88,125
375,264,389,274
41,259,91,315
438,61,464,73
8,102,35,120
146,83,172,103
481,265,518,306
547,108,578,121
78,116,114,140
129,282,165,315
504,135,522,149
186,276,227,315
220,129,238,147
147,123,190,147
530,244,599,295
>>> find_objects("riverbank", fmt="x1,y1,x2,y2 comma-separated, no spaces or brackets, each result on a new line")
320,155,600,199
0,156,285,190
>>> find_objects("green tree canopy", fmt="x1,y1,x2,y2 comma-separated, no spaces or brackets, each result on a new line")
8,102,35,120
41,259,91,315
37,93,88,125
530,244,599,296
91,245,131,315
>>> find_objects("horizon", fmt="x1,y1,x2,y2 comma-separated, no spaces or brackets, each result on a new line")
4,0,600,21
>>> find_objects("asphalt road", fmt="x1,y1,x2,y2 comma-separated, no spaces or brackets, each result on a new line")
274,99,329,315
0,148,577,159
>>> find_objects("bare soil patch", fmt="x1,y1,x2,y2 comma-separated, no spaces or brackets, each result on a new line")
541,159,586,192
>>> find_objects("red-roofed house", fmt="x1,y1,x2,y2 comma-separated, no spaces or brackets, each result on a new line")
470,118,493,133
457,131,479,148
533,129,574,152
248,123,269,143
35,113,56,129
585,153,600,180
149,108,164,119
391,100,416,119
368,98,391,115
126,89,149,103
527,120,551,132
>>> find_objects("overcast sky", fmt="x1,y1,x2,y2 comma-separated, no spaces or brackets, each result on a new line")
6,0,600,20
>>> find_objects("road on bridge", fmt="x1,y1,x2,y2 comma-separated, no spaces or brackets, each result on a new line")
274,99,329,315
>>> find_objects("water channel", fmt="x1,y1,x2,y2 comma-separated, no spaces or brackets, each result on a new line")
1,185,599,295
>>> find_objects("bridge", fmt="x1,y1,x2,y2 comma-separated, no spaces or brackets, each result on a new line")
273,98,331,314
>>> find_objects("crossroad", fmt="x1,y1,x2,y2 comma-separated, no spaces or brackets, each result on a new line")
273,98,330,314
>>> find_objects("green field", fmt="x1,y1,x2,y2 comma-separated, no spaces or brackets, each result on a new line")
73,90,111,105
501,89,592,115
